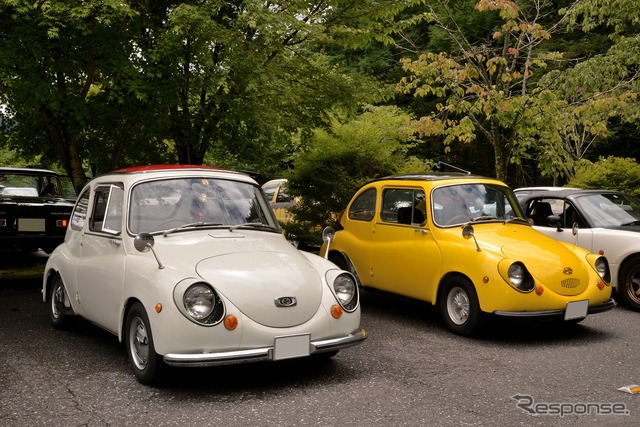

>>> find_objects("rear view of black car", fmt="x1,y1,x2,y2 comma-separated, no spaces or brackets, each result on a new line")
0,167,75,253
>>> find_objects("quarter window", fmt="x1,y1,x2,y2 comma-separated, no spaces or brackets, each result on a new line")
348,188,376,221
70,190,90,231
90,184,124,234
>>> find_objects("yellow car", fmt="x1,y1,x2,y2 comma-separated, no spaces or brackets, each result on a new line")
262,178,295,224
321,174,616,336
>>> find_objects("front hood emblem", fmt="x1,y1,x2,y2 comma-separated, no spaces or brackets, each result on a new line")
275,296,297,307
563,267,573,275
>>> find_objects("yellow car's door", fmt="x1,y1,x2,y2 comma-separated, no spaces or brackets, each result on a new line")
371,221,441,302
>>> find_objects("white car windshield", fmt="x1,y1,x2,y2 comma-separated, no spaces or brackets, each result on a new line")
575,193,640,227
129,177,278,234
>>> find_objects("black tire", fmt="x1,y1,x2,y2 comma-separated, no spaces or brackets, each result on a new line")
125,302,164,385
618,255,640,311
49,274,70,329
439,277,483,336
313,350,339,359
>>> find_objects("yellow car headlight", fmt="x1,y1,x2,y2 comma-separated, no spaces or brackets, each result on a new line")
508,262,535,293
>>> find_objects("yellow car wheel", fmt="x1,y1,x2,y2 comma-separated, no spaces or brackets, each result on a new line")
440,277,483,336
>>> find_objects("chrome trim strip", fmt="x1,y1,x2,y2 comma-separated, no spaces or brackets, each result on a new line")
493,298,616,319
163,328,367,367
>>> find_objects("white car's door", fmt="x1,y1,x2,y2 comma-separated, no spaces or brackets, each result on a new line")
76,184,126,333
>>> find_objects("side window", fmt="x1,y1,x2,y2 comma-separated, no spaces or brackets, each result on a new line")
381,188,426,225
90,184,124,235
70,189,90,231
275,185,291,203
527,198,563,227
563,201,586,229
348,188,376,221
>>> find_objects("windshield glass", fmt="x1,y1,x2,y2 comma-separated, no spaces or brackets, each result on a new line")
0,171,63,197
431,183,524,227
129,177,279,234
575,193,640,227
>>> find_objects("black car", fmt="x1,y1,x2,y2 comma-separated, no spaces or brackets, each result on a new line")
0,167,75,253
516,187,640,311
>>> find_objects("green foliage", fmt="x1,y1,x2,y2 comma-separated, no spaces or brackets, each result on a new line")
396,0,640,185
568,157,640,196
283,106,433,244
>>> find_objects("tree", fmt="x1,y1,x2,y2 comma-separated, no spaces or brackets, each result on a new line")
0,1,145,193
569,157,640,196
396,0,639,185
284,106,432,244
0,0,426,192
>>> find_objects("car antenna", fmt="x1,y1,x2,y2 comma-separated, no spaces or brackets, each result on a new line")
437,161,471,174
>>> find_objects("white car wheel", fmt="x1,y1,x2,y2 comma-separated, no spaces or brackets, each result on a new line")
126,303,163,385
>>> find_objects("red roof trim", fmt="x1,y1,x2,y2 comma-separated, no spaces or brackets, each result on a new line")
112,164,226,173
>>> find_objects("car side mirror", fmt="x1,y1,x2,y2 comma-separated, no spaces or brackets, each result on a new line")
322,226,335,259
134,233,155,252
134,233,164,269
462,224,481,252
547,214,562,231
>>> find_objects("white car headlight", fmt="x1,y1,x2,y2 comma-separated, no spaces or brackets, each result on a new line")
184,283,215,320
174,280,225,326
334,274,356,305
326,271,359,312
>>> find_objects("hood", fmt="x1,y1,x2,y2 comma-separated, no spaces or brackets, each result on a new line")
608,225,640,233
156,230,323,327
475,225,591,296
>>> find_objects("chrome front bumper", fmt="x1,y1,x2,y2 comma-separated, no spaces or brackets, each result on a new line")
163,328,368,367
493,298,616,320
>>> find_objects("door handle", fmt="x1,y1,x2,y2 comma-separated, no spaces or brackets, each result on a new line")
415,229,429,234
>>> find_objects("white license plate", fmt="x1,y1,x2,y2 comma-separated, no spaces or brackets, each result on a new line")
564,300,589,321
18,218,46,232
273,334,310,360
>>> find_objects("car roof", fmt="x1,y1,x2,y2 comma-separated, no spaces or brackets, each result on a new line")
91,164,256,186
369,172,502,184
0,167,60,175
110,164,227,174
517,188,626,199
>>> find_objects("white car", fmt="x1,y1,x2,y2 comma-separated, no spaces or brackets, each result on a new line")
43,165,366,385
516,187,640,311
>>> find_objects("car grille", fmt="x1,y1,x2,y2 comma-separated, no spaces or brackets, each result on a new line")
561,278,581,289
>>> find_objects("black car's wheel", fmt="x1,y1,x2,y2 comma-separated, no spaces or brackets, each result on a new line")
618,255,640,311
440,277,483,336
49,274,70,329
125,302,163,385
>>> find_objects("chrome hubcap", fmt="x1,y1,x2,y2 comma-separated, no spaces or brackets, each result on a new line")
129,317,149,370
447,286,470,325
52,284,64,318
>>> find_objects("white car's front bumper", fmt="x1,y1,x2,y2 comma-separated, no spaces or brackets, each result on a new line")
163,328,368,367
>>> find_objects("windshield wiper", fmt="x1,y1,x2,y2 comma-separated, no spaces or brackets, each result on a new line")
162,221,223,236
504,217,531,225
469,215,499,222
621,220,640,226
229,222,278,232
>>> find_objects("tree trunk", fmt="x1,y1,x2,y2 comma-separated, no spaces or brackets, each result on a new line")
41,108,88,194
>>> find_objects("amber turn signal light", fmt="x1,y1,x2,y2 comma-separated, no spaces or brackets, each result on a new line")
597,280,605,290
535,284,544,296
224,315,238,330
331,305,343,319
155,303,162,313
